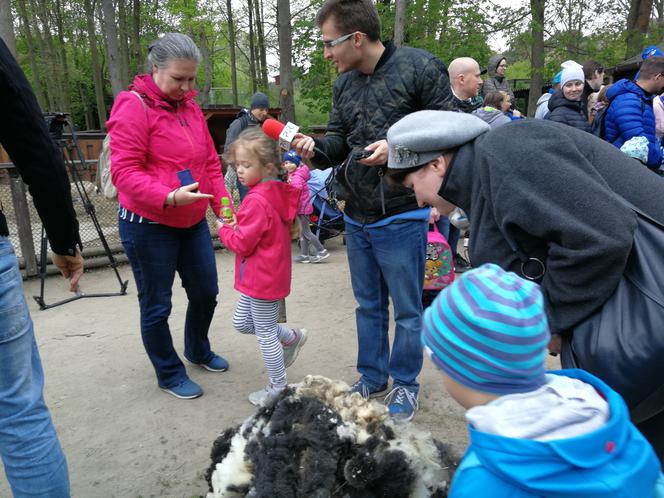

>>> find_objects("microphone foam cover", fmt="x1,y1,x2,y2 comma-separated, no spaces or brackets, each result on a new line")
262,119,285,141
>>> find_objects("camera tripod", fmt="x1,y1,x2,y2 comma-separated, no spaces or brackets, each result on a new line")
33,113,128,310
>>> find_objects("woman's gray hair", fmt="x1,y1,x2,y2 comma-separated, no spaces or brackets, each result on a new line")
147,33,200,70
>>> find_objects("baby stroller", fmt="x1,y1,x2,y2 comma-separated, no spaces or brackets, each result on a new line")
308,168,345,244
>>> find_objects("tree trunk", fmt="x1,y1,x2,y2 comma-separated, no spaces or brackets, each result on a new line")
226,0,238,105
247,0,257,93
131,0,142,74
34,0,63,110
16,0,45,107
101,0,123,97
393,0,406,47
55,0,72,112
28,0,55,110
79,82,93,130
198,27,212,107
0,0,16,56
277,0,295,123
625,0,653,58
254,0,268,90
85,0,107,129
528,0,545,117
118,0,130,85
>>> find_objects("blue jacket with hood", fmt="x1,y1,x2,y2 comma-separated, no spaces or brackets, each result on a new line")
449,369,661,498
604,79,662,169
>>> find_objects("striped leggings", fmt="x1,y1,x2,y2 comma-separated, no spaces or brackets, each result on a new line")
233,294,294,388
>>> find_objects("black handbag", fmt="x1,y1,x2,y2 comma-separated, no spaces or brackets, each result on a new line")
504,204,664,424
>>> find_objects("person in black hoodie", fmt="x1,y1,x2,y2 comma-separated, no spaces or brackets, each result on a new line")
0,39,83,497
545,61,591,133
292,0,453,423
386,109,664,461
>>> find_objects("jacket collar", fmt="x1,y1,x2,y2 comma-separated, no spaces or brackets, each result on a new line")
438,140,477,214
130,73,198,109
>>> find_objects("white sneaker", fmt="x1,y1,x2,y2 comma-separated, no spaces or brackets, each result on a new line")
248,385,284,406
308,254,323,264
293,254,310,264
282,328,308,368
316,249,330,261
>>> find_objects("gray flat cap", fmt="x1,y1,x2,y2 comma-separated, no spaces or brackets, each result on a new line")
387,111,491,169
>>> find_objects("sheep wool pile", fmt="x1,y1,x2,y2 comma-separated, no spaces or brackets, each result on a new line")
205,375,458,498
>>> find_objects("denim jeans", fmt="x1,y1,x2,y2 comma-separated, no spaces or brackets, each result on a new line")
119,219,219,388
0,237,70,497
345,220,427,393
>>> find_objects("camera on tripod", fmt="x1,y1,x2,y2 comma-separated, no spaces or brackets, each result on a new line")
43,112,69,142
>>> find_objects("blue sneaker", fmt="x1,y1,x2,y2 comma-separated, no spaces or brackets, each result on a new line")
191,354,229,372
161,378,203,400
385,386,418,423
349,379,389,399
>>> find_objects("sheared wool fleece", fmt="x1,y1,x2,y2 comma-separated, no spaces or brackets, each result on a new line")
439,118,664,334
205,375,458,498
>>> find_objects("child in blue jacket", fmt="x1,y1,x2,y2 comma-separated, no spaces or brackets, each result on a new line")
422,263,663,497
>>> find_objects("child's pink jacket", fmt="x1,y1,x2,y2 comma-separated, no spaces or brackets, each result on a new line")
219,180,299,300
107,74,230,227
288,166,313,215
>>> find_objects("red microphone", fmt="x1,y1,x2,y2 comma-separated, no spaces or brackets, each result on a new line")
262,118,300,150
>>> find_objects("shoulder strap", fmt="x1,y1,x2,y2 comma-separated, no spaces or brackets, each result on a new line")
129,90,147,114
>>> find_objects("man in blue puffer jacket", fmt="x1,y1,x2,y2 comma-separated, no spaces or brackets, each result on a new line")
605,56,664,169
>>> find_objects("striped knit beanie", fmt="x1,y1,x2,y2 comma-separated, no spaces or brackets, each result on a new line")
422,263,550,395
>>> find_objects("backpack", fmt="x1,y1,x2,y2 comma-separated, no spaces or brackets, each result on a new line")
98,91,146,199
591,105,608,139
424,225,455,291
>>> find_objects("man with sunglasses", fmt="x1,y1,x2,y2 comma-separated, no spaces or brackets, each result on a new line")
292,0,453,423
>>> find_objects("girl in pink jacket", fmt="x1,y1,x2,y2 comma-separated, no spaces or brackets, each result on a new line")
217,129,308,406
107,34,232,401
283,150,330,264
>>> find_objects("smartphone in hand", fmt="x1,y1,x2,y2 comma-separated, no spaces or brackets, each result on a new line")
351,149,372,161
177,169,198,192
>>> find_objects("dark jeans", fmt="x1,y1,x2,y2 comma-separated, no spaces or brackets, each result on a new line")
119,219,219,388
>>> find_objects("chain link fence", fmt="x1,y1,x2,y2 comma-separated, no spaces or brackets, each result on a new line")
1,157,241,277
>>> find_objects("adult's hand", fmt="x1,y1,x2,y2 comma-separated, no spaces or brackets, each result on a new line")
168,183,213,207
291,133,316,159
548,334,562,356
429,207,440,224
52,248,84,292
359,140,388,166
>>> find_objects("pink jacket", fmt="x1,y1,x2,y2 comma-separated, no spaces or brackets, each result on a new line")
219,180,299,300
654,95,664,140
106,74,230,227
288,166,313,215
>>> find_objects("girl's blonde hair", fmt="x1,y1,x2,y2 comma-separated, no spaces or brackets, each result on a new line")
225,128,285,180
225,127,300,237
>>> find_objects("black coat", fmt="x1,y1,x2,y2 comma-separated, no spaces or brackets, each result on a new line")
545,91,592,133
313,42,454,224
440,119,664,334
0,39,80,255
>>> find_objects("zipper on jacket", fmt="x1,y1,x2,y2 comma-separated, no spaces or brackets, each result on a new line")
378,168,386,215
176,106,196,170
239,257,246,283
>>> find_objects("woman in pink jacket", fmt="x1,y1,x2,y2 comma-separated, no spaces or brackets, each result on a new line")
107,33,231,400
283,150,329,264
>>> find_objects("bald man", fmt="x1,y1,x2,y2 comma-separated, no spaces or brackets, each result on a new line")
448,57,483,113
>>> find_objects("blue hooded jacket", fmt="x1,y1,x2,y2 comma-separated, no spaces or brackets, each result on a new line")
449,369,661,498
604,79,661,168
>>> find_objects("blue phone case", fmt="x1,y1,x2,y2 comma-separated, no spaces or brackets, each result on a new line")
177,169,196,186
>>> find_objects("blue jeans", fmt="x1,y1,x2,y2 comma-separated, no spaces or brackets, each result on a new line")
119,219,219,388
345,220,426,393
0,237,70,497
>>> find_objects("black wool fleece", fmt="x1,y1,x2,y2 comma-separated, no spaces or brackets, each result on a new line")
440,118,664,334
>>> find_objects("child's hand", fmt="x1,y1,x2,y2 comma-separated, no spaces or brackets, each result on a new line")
228,216,238,230
215,219,224,232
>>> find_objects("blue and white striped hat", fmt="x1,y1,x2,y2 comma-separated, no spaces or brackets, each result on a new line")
422,263,550,395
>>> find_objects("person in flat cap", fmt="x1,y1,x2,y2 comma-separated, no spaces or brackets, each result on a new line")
224,92,271,201
387,110,664,458
422,264,661,497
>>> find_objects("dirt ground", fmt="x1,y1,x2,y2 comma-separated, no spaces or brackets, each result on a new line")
1,236,559,498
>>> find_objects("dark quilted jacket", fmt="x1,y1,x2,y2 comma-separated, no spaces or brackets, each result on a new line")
313,42,453,224
545,91,591,133
605,79,662,169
